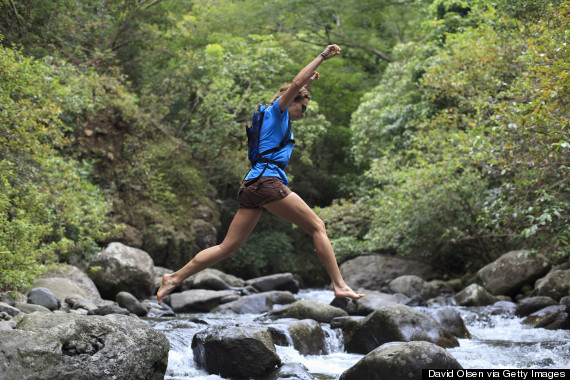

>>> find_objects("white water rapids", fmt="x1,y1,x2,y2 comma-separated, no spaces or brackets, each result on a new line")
144,289,570,379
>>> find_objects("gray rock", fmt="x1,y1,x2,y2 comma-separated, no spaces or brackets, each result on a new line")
269,319,327,355
515,296,558,317
0,302,20,317
27,287,61,311
269,300,347,323
523,305,570,330
88,242,155,300
215,293,270,314
15,302,51,314
389,275,439,300
476,250,551,296
192,325,280,379
191,270,231,290
344,304,459,354
190,219,218,250
340,341,463,380
340,254,433,290
267,362,315,380
246,273,300,293
1,312,169,379
87,304,130,316
0,321,15,330
340,289,401,316
560,296,570,306
168,289,237,312
116,291,148,316
423,307,471,338
454,284,498,306
35,265,103,304
532,267,570,301
65,294,99,311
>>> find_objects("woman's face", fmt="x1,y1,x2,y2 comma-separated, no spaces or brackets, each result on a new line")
289,99,309,121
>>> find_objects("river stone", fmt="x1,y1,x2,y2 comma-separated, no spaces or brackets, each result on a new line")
531,266,570,301
515,296,558,317
215,293,270,314
36,264,103,304
87,303,130,316
454,284,498,306
523,305,570,330
0,302,20,317
269,299,347,323
190,219,218,250
191,270,232,290
267,362,315,380
245,273,300,293
15,302,52,314
269,319,327,355
191,325,280,379
338,289,401,316
340,254,433,290
344,304,459,354
339,341,463,380
2,312,169,379
65,294,99,311
0,321,15,330
561,296,570,306
88,242,155,300
116,291,148,316
476,250,551,296
27,287,61,311
168,289,237,312
423,307,471,338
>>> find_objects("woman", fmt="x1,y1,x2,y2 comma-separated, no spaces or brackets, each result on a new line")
157,44,364,305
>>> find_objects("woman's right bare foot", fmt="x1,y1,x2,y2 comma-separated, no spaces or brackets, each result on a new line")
334,284,365,300
157,273,178,305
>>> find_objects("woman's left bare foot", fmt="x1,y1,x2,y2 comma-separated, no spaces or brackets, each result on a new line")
334,285,365,300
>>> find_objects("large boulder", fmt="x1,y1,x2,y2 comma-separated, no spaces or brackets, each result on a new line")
192,325,280,379
269,319,327,355
339,341,463,380
476,250,551,296
389,275,440,301
423,307,471,338
340,254,433,290
343,304,459,354
523,305,570,330
35,264,103,304
245,273,300,293
515,296,558,317
88,242,155,300
0,312,169,379
454,284,498,306
269,300,347,323
167,289,237,313
531,266,570,301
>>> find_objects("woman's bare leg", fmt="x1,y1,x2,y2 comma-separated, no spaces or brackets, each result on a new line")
157,207,263,305
264,193,364,300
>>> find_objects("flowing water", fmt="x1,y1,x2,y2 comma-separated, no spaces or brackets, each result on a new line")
144,289,570,379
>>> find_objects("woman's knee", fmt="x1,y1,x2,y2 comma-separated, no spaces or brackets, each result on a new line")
310,217,327,236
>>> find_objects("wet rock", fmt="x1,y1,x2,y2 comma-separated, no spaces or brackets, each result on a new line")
191,270,232,290
560,296,570,306
476,250,551,297
245,273,300,293
142,300,176,318
215,293,271,314
267,362,315,380
192,325,280,379
168,289,237,312
35,264,103,304
489,301,517,315
1,312,169,379
116,291,148,316
88,242,155,300
344,304,459,354
27,287,61,311
339,341,463,380
515,296,558,317
269,319,327,355
87,303,130,316
423,307,470,338
531,266,570,301
190,219,217,250
340,254,433,290
389,275,440,301
268,300,347,323
339,289,401,316
523,305,570,330
454,284,498,306
0,302,20,317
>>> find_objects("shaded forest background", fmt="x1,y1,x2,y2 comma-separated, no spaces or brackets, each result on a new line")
1,0,568,293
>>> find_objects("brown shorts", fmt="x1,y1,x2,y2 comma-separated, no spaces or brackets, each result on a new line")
238,177,292,209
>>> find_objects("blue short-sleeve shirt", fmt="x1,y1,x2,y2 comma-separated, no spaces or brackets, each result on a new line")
244,98,294,185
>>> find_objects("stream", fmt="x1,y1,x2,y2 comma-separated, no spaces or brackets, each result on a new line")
144,289,570,379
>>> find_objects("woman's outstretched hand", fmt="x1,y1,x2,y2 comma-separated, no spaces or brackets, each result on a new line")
321,44,342,60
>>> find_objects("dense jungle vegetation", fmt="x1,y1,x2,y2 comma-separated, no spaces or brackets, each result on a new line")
1,0,568,294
